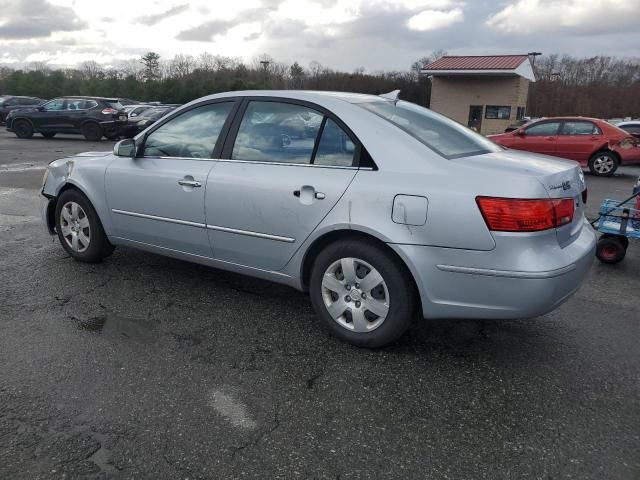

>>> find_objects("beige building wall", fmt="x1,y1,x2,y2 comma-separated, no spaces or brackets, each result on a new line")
429,75,530,135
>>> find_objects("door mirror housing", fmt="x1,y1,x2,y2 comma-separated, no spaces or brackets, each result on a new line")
37,106,45,111
114,138,137,158
515,129,525,136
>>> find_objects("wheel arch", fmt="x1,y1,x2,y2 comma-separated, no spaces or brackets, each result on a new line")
591,148,621,164
300,229,422,309
11,116,36,130
49,182,105,233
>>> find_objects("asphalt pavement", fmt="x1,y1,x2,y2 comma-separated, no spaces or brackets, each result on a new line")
0,130,638,479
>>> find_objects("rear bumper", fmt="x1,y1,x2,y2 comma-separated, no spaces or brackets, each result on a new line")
390,219,596,320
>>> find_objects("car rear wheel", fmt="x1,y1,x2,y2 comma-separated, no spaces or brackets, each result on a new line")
55,189,115,263
41,132,56,138
589,151,618,176
82,122,103,141
14,119,34,139
309,240,417,348
596,235,626,264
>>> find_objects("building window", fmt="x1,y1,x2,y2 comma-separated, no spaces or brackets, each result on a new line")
485,106,511,120
516,106,526,120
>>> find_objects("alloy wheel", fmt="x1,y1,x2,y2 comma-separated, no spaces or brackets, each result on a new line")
593,155,614,174
59,201,91,252
321,257,390,333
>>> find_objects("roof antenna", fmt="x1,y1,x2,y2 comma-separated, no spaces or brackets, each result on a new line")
379,89,400,104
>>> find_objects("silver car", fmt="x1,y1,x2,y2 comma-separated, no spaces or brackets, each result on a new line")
41,90,596,347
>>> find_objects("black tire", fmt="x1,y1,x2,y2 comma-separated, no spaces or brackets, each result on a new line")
82,122,103,141
105,132,120,141
596,236,626,264
41,132,56,138
54,189,115,263
13,119,34,139
588,151,619,177
600,233,629,250
309,240,417,348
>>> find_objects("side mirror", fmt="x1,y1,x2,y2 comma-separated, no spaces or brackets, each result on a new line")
114,138,137,158
516,129,525,136
37,106,45,111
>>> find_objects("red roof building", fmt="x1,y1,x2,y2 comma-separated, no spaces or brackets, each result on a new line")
421,55,536,135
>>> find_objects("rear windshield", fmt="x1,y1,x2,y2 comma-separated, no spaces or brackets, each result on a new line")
358,100,502,159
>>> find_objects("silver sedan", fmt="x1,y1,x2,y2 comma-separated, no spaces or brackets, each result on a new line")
41,90,596,347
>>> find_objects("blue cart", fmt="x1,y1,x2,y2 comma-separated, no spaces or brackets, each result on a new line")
595,195,640,263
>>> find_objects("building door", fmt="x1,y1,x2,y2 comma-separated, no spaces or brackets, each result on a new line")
468,105,483,132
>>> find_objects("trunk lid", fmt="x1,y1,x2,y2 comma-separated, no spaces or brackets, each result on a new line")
455,149,587,247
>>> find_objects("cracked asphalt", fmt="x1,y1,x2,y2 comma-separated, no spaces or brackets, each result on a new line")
0,130,639,479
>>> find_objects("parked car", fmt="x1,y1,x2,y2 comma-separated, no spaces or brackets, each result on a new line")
6,96,127,141
489,117,640,176
0,95,45,124
124,104,153,118
40,91,595,347
616,121,640,140
119,106,176,137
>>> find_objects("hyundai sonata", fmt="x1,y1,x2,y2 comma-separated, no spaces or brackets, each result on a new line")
41,90,596,347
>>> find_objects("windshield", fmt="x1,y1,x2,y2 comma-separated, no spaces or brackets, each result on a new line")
358,100,502,159
140,108,171,120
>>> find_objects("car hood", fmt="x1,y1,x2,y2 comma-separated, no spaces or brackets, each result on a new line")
6,107,39,116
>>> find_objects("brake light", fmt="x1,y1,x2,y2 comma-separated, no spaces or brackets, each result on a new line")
476,197,575,232
581,188,588,204
102,107,117,114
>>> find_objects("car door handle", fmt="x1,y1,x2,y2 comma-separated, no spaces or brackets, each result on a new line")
293,189,325,199
178,179,201,188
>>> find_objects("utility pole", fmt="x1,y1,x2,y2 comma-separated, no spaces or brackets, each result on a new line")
527,51,542,69
260,60,270,88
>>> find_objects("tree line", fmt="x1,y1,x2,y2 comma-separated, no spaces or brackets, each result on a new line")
0,52,638,119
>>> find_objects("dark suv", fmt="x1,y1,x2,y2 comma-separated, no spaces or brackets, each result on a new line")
6,96,127,141
0,95,45,124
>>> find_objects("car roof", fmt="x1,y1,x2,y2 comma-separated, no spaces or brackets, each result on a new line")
529,116,604,123
199,90,389,105
55,96,119,102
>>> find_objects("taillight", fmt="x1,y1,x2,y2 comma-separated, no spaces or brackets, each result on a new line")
476,197,575,232
581,188,588,204
101,107,117,114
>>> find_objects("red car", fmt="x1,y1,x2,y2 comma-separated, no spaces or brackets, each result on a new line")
489,117,640,176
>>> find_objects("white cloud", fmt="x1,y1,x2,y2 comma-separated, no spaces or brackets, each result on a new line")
407,7,464,31
486,0,638,35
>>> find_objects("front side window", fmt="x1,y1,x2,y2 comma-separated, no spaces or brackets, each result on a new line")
43,99,65,111
359,100,501,159
561,121,601,135
232,101,323,164
143,102,233,159
314,119,356,166
485,106,511,120
525,122,561,136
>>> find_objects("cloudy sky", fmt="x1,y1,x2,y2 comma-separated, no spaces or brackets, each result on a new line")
0,0,638,71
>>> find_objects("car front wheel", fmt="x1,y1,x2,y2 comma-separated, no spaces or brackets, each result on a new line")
309,240,417,348
55,189,115,263
13,119,34,139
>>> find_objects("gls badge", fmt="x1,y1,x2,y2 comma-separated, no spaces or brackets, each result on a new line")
549,181,572,191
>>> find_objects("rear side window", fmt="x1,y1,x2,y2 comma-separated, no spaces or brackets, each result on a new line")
561,121,601,135
66,100,97,110
314,119,356,167
232,101,323,164
143,102,233,159
524,122,561,136
359,100,501,159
